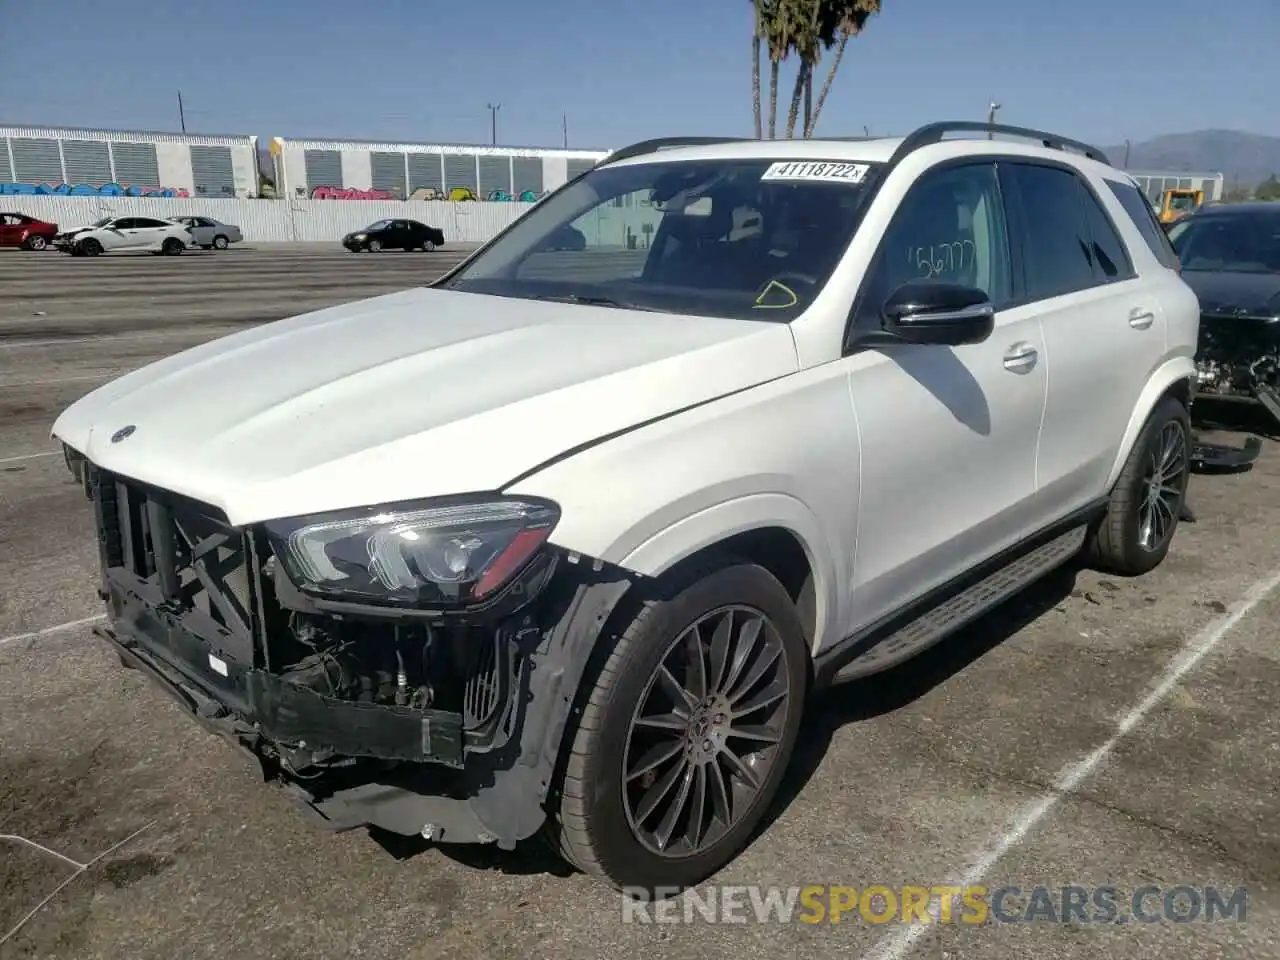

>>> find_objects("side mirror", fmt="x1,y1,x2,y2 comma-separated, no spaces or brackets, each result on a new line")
881,281,995,346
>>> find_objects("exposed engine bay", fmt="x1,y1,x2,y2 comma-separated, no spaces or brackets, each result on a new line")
267,611,527,778
1189,314,1278,472
1194,315,1280,409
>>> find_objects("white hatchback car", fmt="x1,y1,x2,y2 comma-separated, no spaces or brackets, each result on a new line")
53,121,1199,893
53,215,193,256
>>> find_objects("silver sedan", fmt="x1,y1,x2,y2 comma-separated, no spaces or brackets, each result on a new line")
168,216,243,250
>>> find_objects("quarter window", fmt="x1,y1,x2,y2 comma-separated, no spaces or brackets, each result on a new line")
1106,179,1181,269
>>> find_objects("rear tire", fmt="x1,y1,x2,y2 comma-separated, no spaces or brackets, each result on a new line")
162,238,184,256
24,234,48,251
1085,394,1191,576
212,235,229,250
551,561,808,893
422,239,436,251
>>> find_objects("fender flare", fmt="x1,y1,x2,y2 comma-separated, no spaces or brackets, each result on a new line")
1104,357,1197,491
616,492,841,655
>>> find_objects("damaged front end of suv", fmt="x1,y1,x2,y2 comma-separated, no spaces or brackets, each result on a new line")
63,448,631,849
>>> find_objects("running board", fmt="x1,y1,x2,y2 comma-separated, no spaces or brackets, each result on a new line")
830,524,1087,684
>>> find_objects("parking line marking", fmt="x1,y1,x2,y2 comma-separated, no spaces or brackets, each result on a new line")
860,565,1280,960
0,614,106,648
0,451,58,465
0,332,173,350
3,373,108,387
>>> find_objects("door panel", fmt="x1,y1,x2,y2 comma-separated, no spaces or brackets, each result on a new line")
847,311,1047,631
999,162,1164,515
843,160,1047,634
101,220,131,250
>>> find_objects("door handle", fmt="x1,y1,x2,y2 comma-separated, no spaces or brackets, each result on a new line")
1129,308,1155,329
1003,342,1038,373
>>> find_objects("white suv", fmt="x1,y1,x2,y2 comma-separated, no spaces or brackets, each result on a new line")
52,121,1198,893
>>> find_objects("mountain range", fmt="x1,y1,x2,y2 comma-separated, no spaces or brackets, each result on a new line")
1102,130,1280,190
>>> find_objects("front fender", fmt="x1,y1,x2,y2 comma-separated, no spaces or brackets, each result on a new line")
1104,356,1196,491
617,492,839,654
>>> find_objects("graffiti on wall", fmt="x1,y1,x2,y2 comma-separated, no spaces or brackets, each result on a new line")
310,185,396,200
307,184,544,202
0,182,190,198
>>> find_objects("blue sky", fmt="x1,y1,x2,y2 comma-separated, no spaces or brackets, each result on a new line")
0,0,1272,150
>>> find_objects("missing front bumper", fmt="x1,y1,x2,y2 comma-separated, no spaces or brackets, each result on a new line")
95,618,514,845
96,611,465,768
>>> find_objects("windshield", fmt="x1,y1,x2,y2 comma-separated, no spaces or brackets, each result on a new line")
1168,215,1280,273
439,157,879,320
365,219,393,231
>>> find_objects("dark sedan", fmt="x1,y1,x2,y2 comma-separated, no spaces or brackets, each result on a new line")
342,218,445,252
1167,202,1280,426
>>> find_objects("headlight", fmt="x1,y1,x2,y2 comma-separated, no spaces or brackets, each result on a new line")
264,497,559,607
353,233,367,241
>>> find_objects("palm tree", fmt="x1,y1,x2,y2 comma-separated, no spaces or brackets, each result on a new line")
751,0,763,138
750,0,883,139
806,0,881,137
783,0,822,138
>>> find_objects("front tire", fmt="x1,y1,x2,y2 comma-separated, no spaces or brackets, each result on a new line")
1085,394,1190,575
368,239,382,252
78,238,102,257
552,561,808,893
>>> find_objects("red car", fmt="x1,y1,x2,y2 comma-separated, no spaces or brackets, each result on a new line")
0,212,59,250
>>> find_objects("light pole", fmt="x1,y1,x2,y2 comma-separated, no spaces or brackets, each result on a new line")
1123,139,1132,168
487,103,501,145
987,100,1001,138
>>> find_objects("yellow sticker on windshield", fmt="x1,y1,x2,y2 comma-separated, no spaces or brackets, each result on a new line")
753,281,799,309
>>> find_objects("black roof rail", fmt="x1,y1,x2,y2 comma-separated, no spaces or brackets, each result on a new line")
601,136,752,166
889,121,1111,166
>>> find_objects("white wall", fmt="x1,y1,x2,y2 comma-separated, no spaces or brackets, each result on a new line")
3,196,533,244
154,143,191,194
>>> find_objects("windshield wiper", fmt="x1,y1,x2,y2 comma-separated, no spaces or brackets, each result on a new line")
532,293,667,313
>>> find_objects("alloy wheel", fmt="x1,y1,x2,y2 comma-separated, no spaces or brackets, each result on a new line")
28,235,47,250
1139,420,1187,551
621,605,793,858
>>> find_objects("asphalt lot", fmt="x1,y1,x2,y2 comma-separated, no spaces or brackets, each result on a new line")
2,244,1280,960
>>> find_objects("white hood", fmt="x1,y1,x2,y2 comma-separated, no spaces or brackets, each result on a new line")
53,288,798,526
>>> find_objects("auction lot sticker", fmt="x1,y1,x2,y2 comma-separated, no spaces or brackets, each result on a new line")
760,161,871,184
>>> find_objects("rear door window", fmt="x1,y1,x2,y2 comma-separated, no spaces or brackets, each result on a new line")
1001,163,1097,301
1076,184,1135,283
